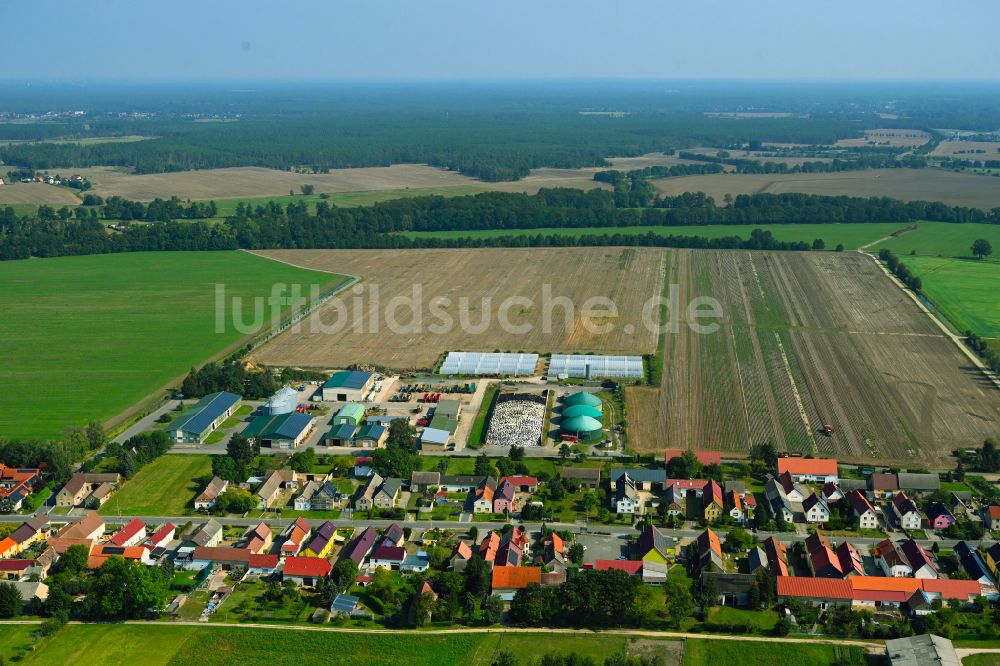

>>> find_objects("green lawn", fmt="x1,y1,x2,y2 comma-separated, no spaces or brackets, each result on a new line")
0,251,342,439
5,624,637,666
98,454,213,516
962,655,1000,666
398,222,911,250
871,220,1000,259
683,639,865,666
907,256,1000,336
705,606,779,631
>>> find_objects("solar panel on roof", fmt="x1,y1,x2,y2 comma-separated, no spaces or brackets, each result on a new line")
331,594,360,613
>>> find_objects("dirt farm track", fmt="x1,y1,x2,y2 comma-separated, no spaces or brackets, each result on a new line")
627,250,1000,467
252,247,1000,467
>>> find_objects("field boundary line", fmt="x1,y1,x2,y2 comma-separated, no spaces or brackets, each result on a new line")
859,251,1000,391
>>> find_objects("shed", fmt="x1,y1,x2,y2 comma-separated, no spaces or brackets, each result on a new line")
332,403,366,427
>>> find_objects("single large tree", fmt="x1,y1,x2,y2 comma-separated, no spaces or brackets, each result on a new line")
971,238,993,259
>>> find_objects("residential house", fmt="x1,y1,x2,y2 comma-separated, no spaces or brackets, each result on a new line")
353,457,374,478
372,478,401,510
109,518,146,548
354,473,384,512
987,543,1000,580
955,541,997,593
984,505,1000,531
747,547,768,575
870,473,899,498
189,546,252,571
300,521,336,558
777,458,838,484
46,513,104,554
410,471,441,493
493,479,518,514
439,476,489,493
836,541,866,578
613,474,642,515
240,522,273,555
764,478,796,524
340,526,378,565
608,468,666,492
310,482,346,512
379,523,404,548
763,536,790,577
491,566,542,601
247,553,281,577
495,533,523,568
803,494,831,524
637,523,673,583
697,528,724,573
876,539,913,577
55,472,120,508
661,485,685,517
901,539,938,579
658,479,709,499
186,518,223,548
503,476,538,493
560,467,600,489
194,476,228,510
702,480,724,523
0,516,48,558
88,544,151,568
726,490,745,524
847,490,881,530
479,531,500,565
369,545,406,570
283,556,331,586
450,542,473,572
543,532,566,571
926,503,957,531
822,482,843,504
256,469,297,509
281,518,312,556
0,559,36,580
805,533,843,579
146,523,176,550
294,480,321,511
777,471,809,502
472,478,497,514
0,464,42,511
891,493,923,531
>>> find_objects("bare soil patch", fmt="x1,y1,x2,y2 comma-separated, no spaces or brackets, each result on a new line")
250,247,665,370
650,169,1000,209
627,250,1000,467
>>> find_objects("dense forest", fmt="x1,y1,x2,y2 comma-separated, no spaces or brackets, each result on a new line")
2,189,997,261
3,82,1000,180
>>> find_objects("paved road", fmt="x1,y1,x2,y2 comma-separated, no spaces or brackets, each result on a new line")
8,512,995,552
114,400,180,444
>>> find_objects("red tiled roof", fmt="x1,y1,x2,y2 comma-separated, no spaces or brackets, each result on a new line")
921,578,981,599
284,555,331,577
502,476,538,487
777,458,838,476
248,553,280,569
777,577,852,600
595,560,643,574
698,528,722,558
147,523,175,546
193,546,252,563
492,565,541,590
664,450,722,466
109,518,145,546
453,541,472,559
665,479,709,491
0,559,34,571
987,505,1000,520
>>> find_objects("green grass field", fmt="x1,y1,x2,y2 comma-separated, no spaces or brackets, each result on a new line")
907,256,1000,336
98,454,213,516
398,222,910,250
2,625,643,666
682,639,865,666
872,221,1000,259
0,251,342,439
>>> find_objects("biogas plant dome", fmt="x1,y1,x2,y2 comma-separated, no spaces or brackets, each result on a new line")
561,404,602,419
560,415,602,435
562,392,602,409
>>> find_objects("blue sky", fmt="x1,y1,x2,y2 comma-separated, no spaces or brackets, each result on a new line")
5,0,998,81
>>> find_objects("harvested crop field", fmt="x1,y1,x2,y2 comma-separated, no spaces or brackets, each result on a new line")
0,182,81,205
931,140,1000,158
626,250,1000,466
650,168,1000,209
250,247,665,370
835,128,931,147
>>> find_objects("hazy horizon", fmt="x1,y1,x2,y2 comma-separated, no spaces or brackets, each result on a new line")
5,0,998,82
